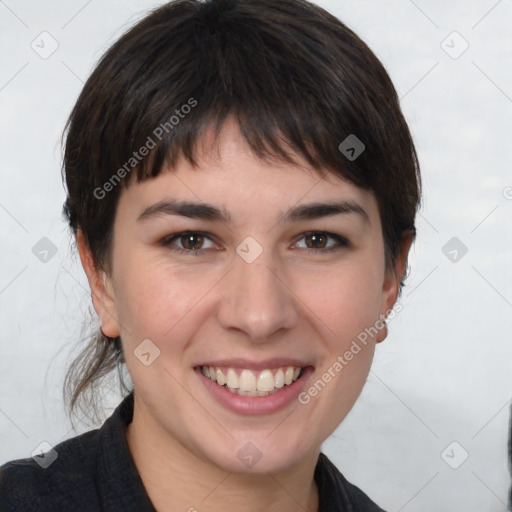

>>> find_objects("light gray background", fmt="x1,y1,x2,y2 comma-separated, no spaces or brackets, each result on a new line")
1,1,511,510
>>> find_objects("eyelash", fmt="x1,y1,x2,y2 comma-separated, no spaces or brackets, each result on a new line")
159,230,350,256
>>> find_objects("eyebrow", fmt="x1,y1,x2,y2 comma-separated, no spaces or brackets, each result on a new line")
136,199,370,225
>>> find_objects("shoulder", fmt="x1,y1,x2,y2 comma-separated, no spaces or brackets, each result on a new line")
0,429,101,512
316,452,386,512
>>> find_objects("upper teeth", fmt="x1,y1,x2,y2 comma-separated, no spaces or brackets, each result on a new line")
201,365,302,393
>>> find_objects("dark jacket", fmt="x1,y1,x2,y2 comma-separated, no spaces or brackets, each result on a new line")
0,393,385,511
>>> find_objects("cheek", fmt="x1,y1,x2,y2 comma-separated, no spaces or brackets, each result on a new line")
301,259,383,343
313,262,383,414
112,254,221,344
321,345,374,427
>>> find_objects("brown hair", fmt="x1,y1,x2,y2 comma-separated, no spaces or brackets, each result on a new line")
62,0,421,422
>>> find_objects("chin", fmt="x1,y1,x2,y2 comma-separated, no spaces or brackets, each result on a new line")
195,428,318,475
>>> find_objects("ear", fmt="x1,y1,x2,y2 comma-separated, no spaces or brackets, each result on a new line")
376,231,415,342
76,229,120,338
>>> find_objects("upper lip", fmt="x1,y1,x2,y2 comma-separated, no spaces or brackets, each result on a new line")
196,358,312,371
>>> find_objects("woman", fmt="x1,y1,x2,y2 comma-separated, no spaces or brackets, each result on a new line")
0,0,421,510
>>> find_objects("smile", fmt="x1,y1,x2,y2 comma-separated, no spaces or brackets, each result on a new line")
201,365,303,396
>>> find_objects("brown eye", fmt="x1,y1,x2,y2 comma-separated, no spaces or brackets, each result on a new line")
180,233,204,250
304,233,328,249
294,231,349,253
160,231,218,255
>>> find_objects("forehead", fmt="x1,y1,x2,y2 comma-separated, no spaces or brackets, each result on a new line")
117,119,380,227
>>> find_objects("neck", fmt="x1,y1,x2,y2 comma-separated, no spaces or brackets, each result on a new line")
125,399,320,512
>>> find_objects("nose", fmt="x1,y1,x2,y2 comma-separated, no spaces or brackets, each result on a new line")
216,249,300,343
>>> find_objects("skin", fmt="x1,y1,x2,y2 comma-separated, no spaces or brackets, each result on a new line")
78,118,412,512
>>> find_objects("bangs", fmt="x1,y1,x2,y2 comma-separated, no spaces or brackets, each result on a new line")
80,0,391,191
63,0,419,272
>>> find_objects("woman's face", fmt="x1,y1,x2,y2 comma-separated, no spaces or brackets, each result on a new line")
88,119,404,474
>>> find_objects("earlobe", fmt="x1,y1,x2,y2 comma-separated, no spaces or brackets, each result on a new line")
375,319,388,343
379,231,415,331
76,229,120,338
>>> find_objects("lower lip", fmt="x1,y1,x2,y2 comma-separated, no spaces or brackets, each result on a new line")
196,366,314,416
